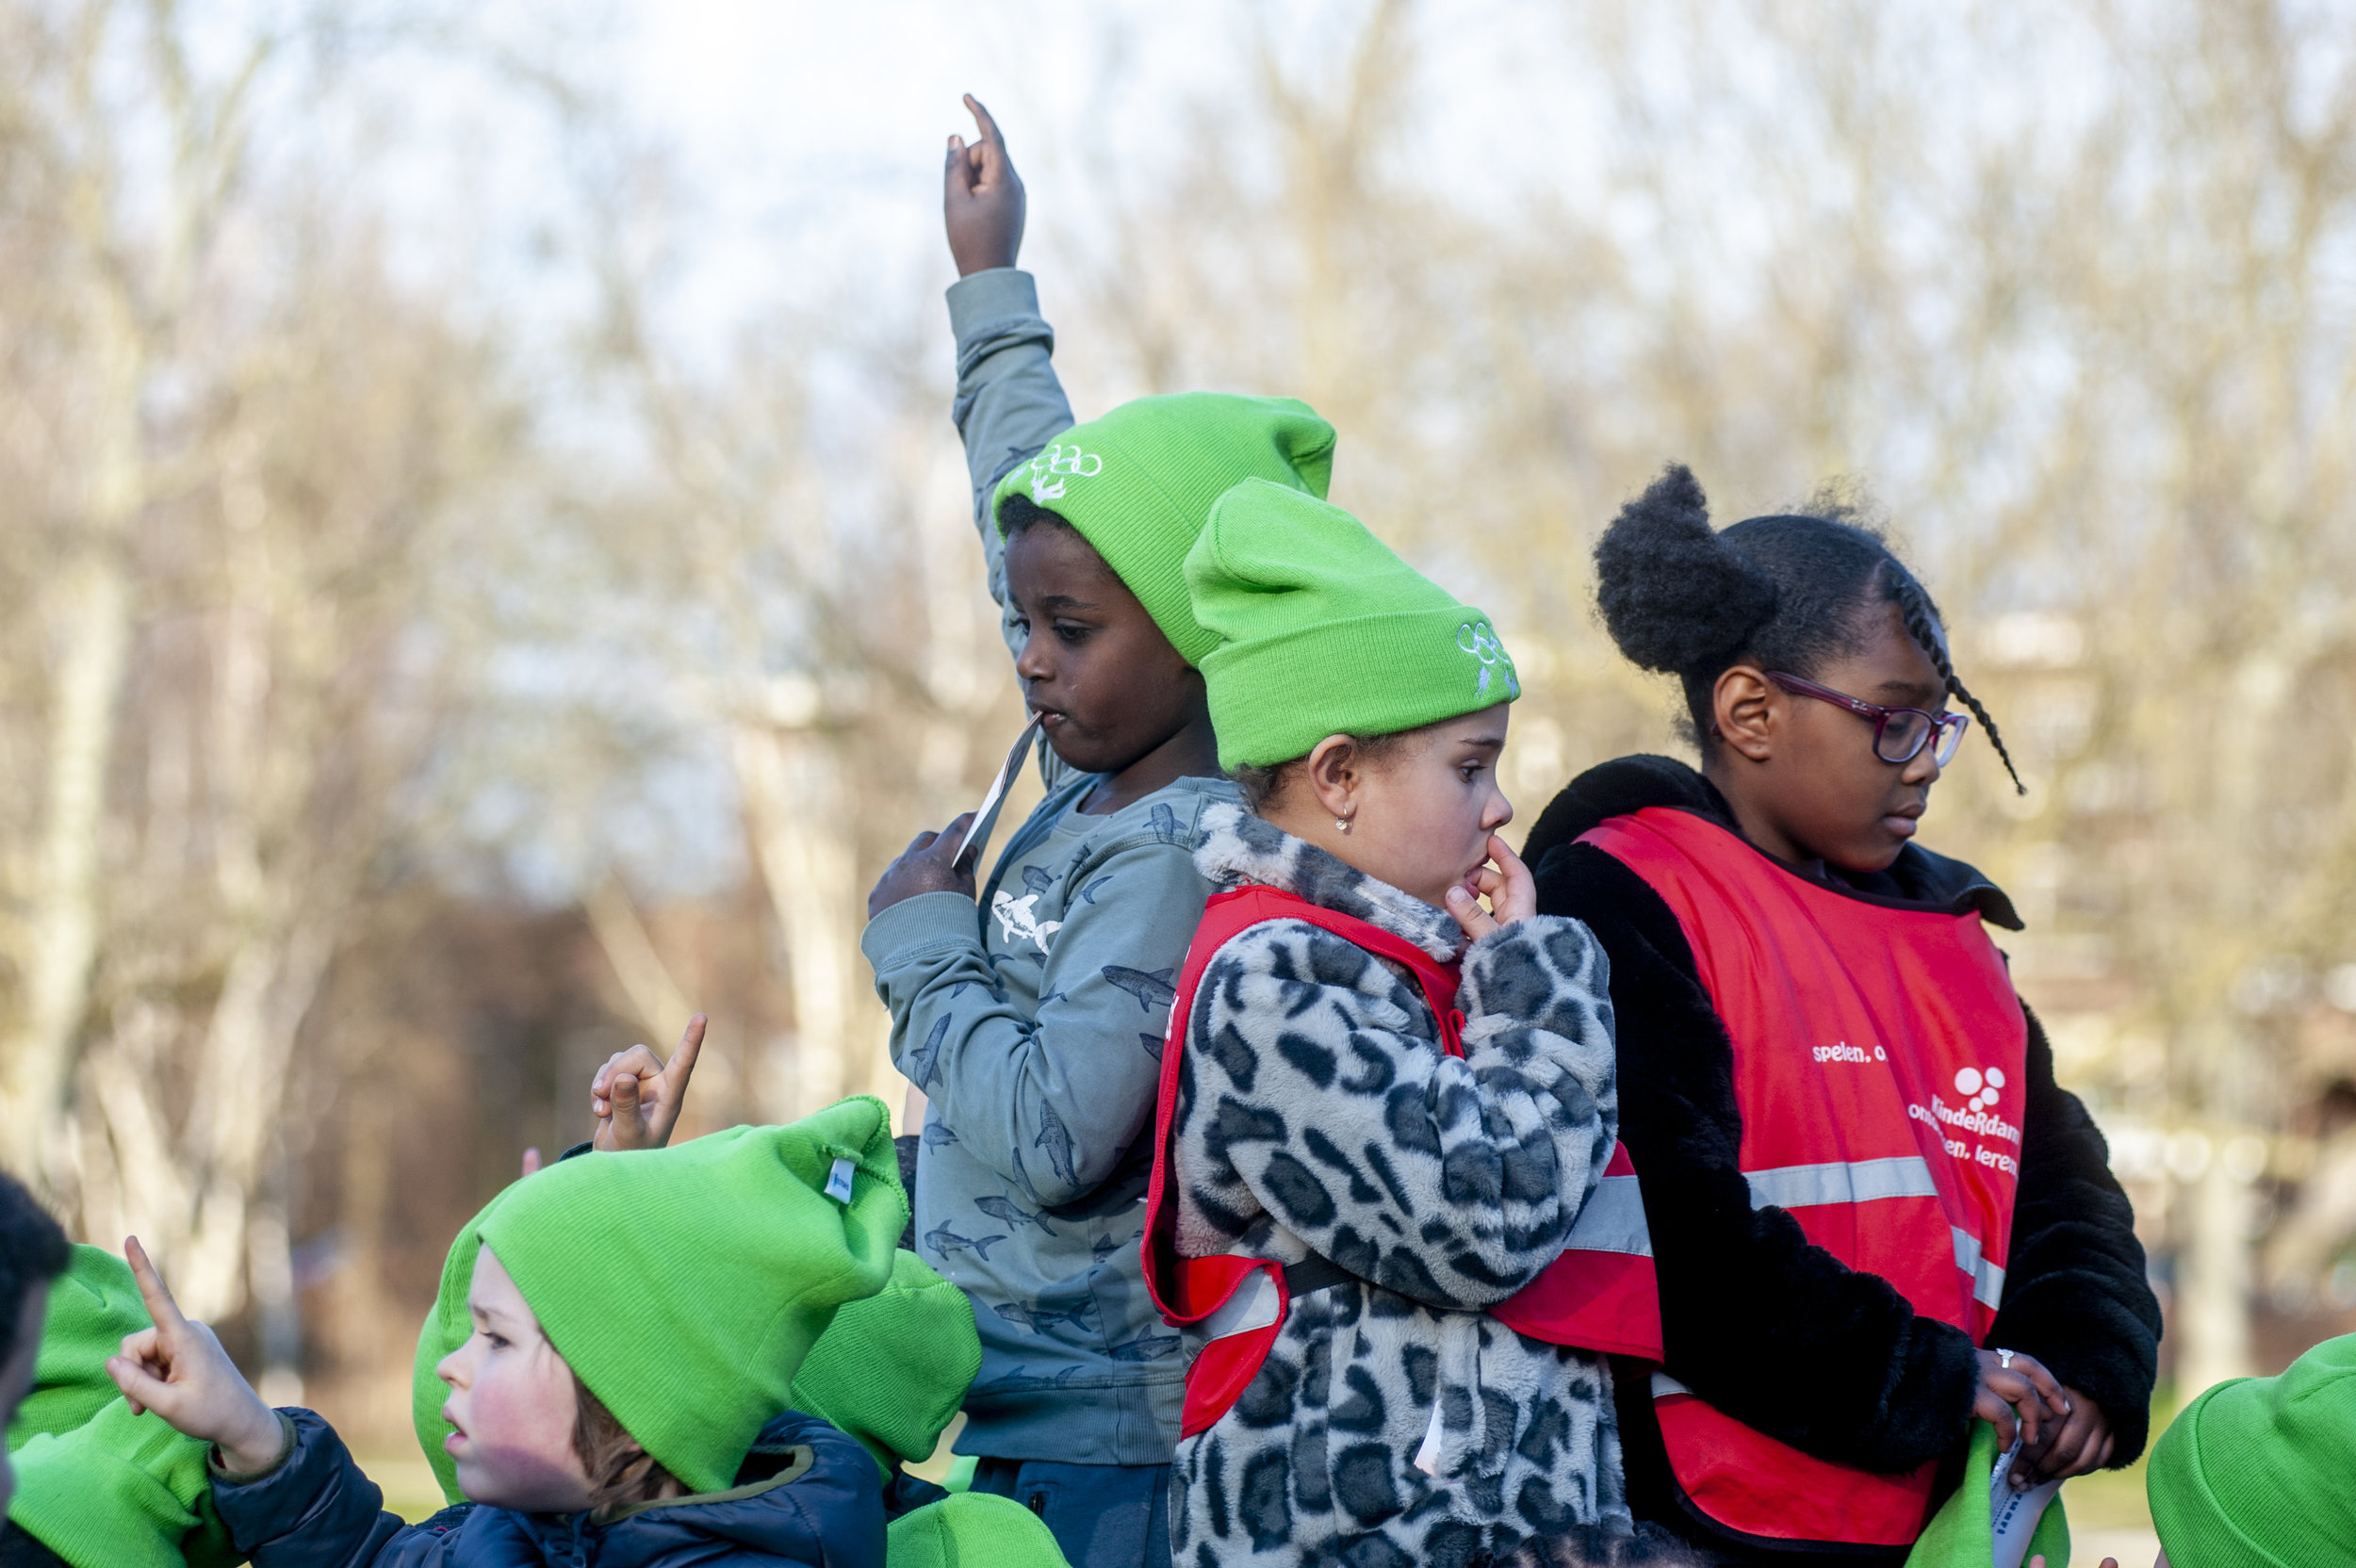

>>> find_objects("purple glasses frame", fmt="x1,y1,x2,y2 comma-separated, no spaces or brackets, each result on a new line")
1766,672,1970,766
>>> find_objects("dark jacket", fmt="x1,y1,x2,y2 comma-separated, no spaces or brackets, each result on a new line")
1524,756,2160,1561
213,1408,885,1568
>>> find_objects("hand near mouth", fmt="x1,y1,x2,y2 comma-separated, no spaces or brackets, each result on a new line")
1444,835,1534,941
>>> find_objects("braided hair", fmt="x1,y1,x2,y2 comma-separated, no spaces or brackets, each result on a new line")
1595,465,2024,793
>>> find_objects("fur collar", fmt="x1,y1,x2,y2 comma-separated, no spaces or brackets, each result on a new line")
1193,802,1464,961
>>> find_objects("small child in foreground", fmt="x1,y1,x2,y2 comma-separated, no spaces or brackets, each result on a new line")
99,1106,906,1567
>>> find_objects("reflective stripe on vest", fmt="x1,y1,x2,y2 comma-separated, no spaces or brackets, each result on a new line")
1583,808,2028,1551
1743,1158,2004,1311
1140,884,1665,1439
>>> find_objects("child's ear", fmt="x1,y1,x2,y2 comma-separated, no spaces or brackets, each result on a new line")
1301,733,1360,812
1712,666,1778,762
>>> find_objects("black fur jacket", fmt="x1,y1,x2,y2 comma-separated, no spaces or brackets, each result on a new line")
1523,756,2160,1555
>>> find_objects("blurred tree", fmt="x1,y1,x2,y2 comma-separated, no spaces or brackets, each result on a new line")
0,0,521,1364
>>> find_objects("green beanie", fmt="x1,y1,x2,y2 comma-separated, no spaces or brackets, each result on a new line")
8,1396,239,1568
2148,1332,2356,1567
790,1248,981,1477
887,1494,1072,1568
1901,1421,2067,1568
1186,479,1520,769
8,1245,150,1447
990,393,1337,666
413,1098,908,1499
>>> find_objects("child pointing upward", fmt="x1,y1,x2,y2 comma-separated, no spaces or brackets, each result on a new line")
855,96,1340,1568
100,1109,905,1566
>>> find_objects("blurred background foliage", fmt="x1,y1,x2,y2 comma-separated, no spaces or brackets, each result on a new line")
0,0,2352,1543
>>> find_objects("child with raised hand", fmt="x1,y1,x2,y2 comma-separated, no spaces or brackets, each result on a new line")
98,1106,907,1567
1520,467,2159,1566
841,97,1338,1568
1147,479,1632,1565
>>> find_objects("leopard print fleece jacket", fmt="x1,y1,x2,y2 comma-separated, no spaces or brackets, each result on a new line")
1170,804,1630,1568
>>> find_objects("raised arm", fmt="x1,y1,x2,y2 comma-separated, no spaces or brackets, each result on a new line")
1180,915,1618,1311
943,94,1075,662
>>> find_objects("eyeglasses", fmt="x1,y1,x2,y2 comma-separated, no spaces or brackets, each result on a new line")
1766,672,1970,766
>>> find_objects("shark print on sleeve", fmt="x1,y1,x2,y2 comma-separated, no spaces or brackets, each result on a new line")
860,769,1239,1466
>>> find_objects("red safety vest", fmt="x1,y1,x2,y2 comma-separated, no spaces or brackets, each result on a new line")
1580,808,2028,1550
1140,883,1663,1439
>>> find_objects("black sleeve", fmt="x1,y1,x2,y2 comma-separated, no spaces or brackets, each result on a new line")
1534,842,1981,1475
1987,1004,2161,1464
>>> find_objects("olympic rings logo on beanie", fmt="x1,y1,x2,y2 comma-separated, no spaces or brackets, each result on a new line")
1026,442,1104,502
1457,620,1520,700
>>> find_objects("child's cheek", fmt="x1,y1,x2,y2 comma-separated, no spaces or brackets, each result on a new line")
457,1355,588,1507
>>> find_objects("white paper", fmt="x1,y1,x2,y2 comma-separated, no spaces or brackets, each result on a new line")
1988,1440,2064,1568
1412,1401,1446,1476
954,715,1043,870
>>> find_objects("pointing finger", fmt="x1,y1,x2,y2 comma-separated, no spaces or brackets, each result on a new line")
1488,833,1530,877
665,1015,707,1092
123,1237,189,1333
966,93,1005,151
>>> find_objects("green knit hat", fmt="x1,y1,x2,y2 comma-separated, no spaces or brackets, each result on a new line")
2149,1332,2356,1567
990,393,1337,666
412,1098,908,1499
8,1396,239,1568
1901,1421,2067,1568
7,1244,150,1447
6,1246,238,1568
1187,479,1520,769
789,1248,981,1477
888,1494,1073,1568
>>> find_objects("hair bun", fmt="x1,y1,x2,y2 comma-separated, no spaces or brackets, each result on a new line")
1594,465,1779,675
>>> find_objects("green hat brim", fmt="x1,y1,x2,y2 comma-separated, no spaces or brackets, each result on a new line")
1201,607,1519,770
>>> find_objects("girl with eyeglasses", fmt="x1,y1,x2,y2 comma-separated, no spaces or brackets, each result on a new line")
1518,466,2160,1567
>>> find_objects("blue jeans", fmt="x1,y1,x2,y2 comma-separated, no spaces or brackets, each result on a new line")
970,1458,1171,1568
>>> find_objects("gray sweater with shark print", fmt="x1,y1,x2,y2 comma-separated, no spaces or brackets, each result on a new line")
855,266,1234,1465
